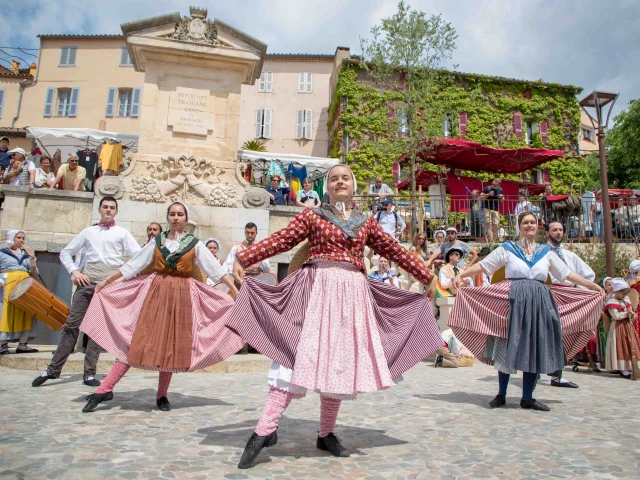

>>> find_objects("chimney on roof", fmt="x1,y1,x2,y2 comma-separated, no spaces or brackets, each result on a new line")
11,60,20,74
30,62,37,77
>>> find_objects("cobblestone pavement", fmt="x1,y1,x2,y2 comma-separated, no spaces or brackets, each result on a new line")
1,362,639,480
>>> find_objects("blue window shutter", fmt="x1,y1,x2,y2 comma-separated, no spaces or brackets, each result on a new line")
131,88,141,117
105,87,117,117
0,90,5,118
44,88,56,117
69,87,79,117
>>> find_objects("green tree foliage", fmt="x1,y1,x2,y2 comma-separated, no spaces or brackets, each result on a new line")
606,99,640,188
568,244,633,286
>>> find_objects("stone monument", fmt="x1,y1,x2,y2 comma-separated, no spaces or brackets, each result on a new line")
94,8,272,250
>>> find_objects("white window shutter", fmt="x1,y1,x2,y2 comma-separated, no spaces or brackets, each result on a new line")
266,72,273,92
120,47,129,66
259,73,266,92
263,109,272,139
295,110,304,139
0,90,4,118
131,88,141,117
69,87,79,117
306,73,312,93
44,88,56,117
298,73,305,93
255,109,263,138
304,109,313,140
105,87,117,117
68,47,77,66
59,48,68,65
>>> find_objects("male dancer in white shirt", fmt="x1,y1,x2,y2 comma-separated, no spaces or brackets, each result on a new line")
32,196,141,387
224,222,270,285
546,219,596,388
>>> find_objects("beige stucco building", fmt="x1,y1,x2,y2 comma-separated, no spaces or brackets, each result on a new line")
579,109,599,155
1,34,348,158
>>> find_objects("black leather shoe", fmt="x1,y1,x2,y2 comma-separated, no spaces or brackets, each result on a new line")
489,394,506,408
237,431,278,469
621,371,632,379
32,373,54,387
550,378,578,388
82,392,114,413
83,377,101,387
316,433,350,457
434,355,443,368
520,399,550,412
156,396,171,411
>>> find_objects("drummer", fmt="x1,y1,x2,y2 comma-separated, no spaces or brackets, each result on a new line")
32,196,141,388
0,230,39,354
224,223,270,287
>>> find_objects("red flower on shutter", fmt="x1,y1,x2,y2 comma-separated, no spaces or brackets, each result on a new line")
523,88,531,99
392,162,400,182
387,105,396,120
539,120,549,144
542,170,550,184
513,112,523,138
459,112,468,138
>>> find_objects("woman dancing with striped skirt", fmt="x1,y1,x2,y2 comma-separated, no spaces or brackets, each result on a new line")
226,165,442,469
80,202,242,412
449,212,603,412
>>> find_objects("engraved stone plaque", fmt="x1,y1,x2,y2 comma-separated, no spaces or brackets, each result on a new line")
167,87,215,136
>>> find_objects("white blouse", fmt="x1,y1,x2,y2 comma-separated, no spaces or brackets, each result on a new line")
120,239,228,284
479,246,571,283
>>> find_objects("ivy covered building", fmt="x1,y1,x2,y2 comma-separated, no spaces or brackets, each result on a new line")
327,58,589,194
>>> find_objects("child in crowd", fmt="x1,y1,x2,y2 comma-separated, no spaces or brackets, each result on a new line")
604,278,640,380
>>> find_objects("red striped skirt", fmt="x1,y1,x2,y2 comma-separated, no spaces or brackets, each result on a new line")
81,273,244,372
225,260,442,395
448,281,603,369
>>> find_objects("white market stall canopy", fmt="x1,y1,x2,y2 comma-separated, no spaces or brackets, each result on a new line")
237,149,339,181
26,127,139,163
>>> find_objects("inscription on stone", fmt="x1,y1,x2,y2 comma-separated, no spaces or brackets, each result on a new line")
168,87,215,136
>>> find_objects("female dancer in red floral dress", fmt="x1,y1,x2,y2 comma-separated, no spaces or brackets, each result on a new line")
226,165,442,469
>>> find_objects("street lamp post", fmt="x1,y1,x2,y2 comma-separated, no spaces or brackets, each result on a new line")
579,91,619,277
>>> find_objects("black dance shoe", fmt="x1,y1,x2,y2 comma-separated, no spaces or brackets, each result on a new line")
550,378,579,388
434,355,443,368
237,431,278,469
489,395,506,408
83,377,101,387
82,392,114,413
317,433,350,457
32,373,54,387
520,399,550,412
156,396,171,411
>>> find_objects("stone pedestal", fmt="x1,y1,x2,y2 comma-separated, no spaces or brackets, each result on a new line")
436,296,456,332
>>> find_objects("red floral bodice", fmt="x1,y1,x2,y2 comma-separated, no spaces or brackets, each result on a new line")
237,208,433,285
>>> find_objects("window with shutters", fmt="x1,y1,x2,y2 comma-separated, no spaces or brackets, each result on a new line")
443,112,455,138
258,71,273,92
524,120,538,145
118,89,133,117
57,89,72,116
295,109,313,140
582,127,594,142
397,108,409,134
59,47,77,66
530,169,543,184
120,47,133,67
298,72,312,93
255,109,272,139
0,89,5,118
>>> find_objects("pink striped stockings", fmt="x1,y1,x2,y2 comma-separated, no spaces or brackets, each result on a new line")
96,362,173,399
255,387,342,437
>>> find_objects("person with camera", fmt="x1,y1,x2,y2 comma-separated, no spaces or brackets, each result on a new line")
375,198,406,239
480,178,504,242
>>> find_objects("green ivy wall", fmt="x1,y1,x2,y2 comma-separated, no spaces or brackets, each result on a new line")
328,65,589,194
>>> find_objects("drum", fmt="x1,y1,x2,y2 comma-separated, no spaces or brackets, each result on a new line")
8,277,68,331
254,272,278,286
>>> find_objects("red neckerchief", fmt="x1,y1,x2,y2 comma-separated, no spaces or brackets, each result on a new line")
98,220,116,229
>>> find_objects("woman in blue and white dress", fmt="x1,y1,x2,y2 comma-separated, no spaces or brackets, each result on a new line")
449,212,603,411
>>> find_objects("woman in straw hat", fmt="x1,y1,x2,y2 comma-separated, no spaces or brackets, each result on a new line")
227,164,441,469
0,230,39,354
79,201,242,413
450,211,603,412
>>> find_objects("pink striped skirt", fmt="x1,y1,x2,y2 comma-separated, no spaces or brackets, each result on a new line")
81,273,244,372
225,260,442,397
448,280,603,371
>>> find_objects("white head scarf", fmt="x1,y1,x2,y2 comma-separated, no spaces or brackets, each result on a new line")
629,260,640,274
612,278,630,292
166,201,190,222
325,164,357,214
7,229,25,246
602,276,613,288
205,237,221,255
434,229,446,240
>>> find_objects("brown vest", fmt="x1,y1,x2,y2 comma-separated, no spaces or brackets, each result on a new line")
140,245,205,283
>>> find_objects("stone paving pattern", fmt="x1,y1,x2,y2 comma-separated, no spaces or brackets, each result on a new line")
1,362,639,479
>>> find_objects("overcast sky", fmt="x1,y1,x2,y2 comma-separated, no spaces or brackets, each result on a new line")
2,0,638,122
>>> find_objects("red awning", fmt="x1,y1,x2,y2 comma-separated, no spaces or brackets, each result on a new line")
399,138,564,174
